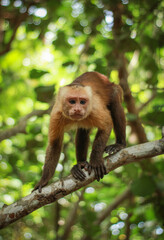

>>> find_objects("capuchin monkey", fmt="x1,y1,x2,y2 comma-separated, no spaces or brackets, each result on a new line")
33,72,126,192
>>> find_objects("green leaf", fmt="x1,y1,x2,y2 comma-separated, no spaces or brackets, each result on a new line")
124,164,139,179
35,85,55,103
30,69,49,79
62,61,75,67
53,31,71,51
131,175,156,197
143,111,164,126
87,46,96,55
119,38,140,52
126,113,137,122
26,123,42,135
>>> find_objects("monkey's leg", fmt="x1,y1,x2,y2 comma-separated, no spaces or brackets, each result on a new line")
106,86,126,155
33,138,62,192
88,129,110,181
71,128,90,181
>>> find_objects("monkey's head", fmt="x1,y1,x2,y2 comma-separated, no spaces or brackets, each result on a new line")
59,85,92,121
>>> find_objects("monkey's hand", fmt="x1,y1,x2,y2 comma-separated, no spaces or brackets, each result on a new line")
88,160,107,182
71,161,89,181
105,143,125,155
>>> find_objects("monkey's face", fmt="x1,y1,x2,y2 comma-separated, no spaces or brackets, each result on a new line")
61,86,92,121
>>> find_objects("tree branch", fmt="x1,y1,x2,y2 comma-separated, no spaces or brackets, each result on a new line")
95,187,132,225
125,212,133,240
82,187,132,240
0,3,33,56
112,4,148,143
137,91,157,113
0,136,164,229
61,189,85,240
0,104,53,142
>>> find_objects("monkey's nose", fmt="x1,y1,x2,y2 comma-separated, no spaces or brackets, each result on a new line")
74,109,80,113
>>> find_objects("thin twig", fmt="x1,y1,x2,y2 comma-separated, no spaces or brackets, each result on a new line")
0,103,53,142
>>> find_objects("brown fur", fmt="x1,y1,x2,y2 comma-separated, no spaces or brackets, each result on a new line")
33,72,126,192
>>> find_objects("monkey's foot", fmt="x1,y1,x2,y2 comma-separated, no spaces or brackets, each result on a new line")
105,143,125,155
71,161,89,181
88,161,107,182
32,179,48,193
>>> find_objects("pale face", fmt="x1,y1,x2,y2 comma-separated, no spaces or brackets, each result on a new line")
61,86,92,121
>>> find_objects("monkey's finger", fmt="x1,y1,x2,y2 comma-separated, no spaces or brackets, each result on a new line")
72,170,80,180
32,183,40,192
99,166,104,179
71,166,82,178
77,166,86,179
88,165,92,175
105,146,114,153
32,187,37,193
37,180,49,193
32,183,43,193
72,168,86,181
102,165,107,178
105,145,118,153
94,168,97,180
72,172,80,180
100,164,106,177
95,167,100,181
105,144,125,155
75,172,85,181
77,170,86,181
97,167,102,180
104,165,107,175
39,185,42,193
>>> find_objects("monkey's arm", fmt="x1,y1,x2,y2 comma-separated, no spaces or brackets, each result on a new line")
88,129,110,181
71,128,90,181
33,138,63,192
106,85,126,154
33,112,64,192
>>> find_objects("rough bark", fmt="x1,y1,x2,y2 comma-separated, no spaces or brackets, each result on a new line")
0,137,164,229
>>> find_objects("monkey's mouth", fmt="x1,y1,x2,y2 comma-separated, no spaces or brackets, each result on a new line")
70,114,84,120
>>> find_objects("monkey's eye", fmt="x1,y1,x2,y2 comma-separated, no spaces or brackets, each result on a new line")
80,100,86,105
69,100,76,104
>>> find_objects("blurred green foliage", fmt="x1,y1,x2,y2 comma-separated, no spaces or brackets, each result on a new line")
0,0,164,239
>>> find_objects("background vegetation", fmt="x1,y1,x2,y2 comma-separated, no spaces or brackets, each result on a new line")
0,0,164,239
